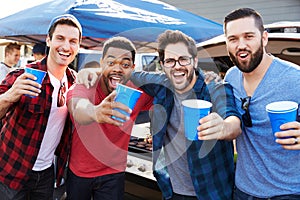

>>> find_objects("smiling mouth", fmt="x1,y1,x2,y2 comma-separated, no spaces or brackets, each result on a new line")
172,70,187,80
58,51,71,58
237,51,250,59
109,76,121,88
173,71,185,77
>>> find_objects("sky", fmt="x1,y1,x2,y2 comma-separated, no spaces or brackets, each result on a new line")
0,0,52,19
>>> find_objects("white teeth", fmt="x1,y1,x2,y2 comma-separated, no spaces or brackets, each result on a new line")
174,72,185,76
240,53,247,58
59,52,70,57
110,77,121,87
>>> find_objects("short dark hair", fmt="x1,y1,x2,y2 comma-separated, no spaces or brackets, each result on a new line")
157,30,197,62
102,36,136,63
224,8,264,35
47,14,82,42
5,42,21,55
32,43,46,55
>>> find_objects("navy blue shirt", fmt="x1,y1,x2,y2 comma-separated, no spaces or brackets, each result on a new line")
131,70,241,200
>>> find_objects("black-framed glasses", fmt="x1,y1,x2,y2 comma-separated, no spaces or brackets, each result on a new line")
57,82,66,107
241,96,252,127
163,56,192,68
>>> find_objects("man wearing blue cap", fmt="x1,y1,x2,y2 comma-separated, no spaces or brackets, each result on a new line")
0,14,82,200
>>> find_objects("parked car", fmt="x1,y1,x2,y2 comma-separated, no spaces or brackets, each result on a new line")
196,21,300,76
76,49,159,72
134,52,160,72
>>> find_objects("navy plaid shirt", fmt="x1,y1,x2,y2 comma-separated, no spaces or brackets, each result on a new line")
0,58,75,190
131,70,241,200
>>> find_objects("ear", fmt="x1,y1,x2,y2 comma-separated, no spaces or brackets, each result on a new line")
160,61,165,72
131,64,135,70
46,35,51,47
193,57,198,67
262,30,268,47
160,61,163,67
100,59,104,69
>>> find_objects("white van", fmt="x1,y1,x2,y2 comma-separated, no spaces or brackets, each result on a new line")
76,49,102,71
134,52,159,72
76,49,159,72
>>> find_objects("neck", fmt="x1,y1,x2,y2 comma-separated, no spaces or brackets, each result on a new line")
46,58,68,81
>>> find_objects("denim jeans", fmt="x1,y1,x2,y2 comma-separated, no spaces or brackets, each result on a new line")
234,187,300,200
66,169,125,200
171,193,198,200
0,164,54,200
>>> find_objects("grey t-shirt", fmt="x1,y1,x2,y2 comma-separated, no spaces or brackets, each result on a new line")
164,90,197,196
0,62,12,82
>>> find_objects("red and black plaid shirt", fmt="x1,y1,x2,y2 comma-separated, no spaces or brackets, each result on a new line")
0,58,75,190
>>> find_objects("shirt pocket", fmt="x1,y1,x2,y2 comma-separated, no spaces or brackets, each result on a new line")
27,104,45,114
14,97,46,129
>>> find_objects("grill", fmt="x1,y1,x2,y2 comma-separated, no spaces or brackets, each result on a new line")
125,123,161,199
126,122,153,180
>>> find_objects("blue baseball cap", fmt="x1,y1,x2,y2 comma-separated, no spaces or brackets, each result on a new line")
47,14,82,38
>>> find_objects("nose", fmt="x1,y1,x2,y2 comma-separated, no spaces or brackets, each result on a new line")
173,59,181,69
112,63,123,72
61,40,71,50
237,38,247,49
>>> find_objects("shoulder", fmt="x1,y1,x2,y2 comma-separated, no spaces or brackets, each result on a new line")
225,66,239,75
126,81,139,89
224,66,240,82
67,82,97,102
273,57,300,70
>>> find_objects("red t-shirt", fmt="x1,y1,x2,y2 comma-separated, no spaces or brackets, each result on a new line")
66,80,152,178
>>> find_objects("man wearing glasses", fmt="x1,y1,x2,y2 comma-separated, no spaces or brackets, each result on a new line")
0,14,81,199
129,30,242,200
223,8,300,199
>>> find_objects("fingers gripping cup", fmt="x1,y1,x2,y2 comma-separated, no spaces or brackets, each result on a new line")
182,99,212,140
266,101,298,136
112,83,143,122
24,67,47,98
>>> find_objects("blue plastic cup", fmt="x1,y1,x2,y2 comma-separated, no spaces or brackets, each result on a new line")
266,101,298,135
24,67,47,98
112,83,143,122
182,99,212,140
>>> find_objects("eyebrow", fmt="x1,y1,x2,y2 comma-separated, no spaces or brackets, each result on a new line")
54,34,79,41
228,31,256,37
106,55,131,61
106,55,116,59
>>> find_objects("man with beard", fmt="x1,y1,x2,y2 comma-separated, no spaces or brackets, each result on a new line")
66,36,153,200
129,30,242,199
223,8,300,199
